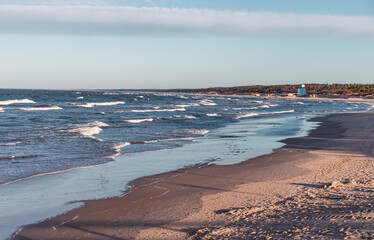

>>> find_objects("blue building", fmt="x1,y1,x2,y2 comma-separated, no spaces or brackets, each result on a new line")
297,85,306,96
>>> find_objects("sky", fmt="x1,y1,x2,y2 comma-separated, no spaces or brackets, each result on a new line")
0,0,373,89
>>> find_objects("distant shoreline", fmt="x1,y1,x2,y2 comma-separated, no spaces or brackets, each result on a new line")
180,91,374,103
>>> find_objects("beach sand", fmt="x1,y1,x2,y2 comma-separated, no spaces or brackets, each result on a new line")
12,112,374,239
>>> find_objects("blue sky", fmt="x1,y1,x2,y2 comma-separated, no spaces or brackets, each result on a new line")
0,0,373,89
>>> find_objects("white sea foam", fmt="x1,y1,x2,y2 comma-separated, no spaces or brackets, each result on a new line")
236,113,260,119
260,105,270,108
270,109,295,114
76,101,125,108
103,92,118,95
129,108,186,113
236,109,295,119
0,99,35,105
173,115,196,119
176,103,200,108
199,99,217,106
0,141,22,146
65,121,109,141
0,107,4,112
187,129,210,135
19,105,62,111
206,113,222,117
143,137,195,144
76,96,84,100
232,107,258,110
123,118,154,123
112,142,131,153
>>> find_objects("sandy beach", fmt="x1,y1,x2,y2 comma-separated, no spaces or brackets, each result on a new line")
12,112,374,239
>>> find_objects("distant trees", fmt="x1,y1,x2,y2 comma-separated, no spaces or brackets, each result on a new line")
171,84,374,96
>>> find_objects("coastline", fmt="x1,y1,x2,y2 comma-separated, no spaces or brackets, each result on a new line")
187,92,374,103
11,112,374,239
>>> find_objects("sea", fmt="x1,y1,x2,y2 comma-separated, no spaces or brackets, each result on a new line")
0,89,373,238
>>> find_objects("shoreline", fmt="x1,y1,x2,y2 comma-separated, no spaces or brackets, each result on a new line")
185,92,374,103
11,112,374,239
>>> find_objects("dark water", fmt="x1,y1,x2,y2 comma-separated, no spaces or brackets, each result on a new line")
0,89,373,185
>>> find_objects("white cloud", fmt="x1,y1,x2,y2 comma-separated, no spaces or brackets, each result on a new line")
0,5,373,37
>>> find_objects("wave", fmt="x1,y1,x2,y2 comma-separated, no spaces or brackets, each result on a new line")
199,99,217,106
122,118,154,123
0,107,4,112
76,96,84,100
206,113,222,117
236,113,260,119
65,121,109,141
75,101,125,108
129,108,186,113
270,109,295,114
19,106,62,111
0,155,38,161
186,129,210,135
236,109,295,119
0,99,35,105
143,137,196,144
0,141,22,146
232,107,258,110
112,142,131,153
172,115,196,119
176,103,200,108
0,164,104,186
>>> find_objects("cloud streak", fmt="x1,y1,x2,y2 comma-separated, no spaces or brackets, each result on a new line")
0,5,373,37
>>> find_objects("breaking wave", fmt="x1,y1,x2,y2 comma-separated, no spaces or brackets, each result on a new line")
172,115,197,119
236,109,295,119
65,121,109,141
75,101,125,108
123,118,154,123
206,113,222,117
129,108,186,113
199,99,217,106
19,106,62,111
0,99,35,105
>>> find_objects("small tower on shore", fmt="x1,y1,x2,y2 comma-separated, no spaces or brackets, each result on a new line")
297,84,306,96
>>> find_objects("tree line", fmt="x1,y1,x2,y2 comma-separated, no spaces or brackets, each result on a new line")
170,84,374,96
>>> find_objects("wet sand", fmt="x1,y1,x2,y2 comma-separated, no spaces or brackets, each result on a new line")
12,112,374,240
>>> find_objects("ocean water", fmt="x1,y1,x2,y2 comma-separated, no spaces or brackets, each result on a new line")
0,89,373,238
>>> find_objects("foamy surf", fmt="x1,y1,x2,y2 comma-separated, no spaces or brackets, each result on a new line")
0,107,4,112
75,101,125,108
236,113,260,119
236,109,295,119
0,99,35,105
206,113,221,117
199,99,217,106
19,106,62,111
65,121,109,141
172,115,197,119
112,142,131,153
123,118,154,123
129,108,186,113
0,141,22,146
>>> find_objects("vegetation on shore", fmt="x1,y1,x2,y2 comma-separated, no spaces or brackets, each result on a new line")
169,84,374,96
168,84,374,96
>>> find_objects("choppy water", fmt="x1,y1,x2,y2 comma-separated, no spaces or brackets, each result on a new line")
0,89,373,184
0,89,373,238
